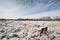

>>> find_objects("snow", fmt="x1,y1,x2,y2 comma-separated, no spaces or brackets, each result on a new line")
0,20,60,40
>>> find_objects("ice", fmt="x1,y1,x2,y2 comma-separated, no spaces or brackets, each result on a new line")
0,20,60,40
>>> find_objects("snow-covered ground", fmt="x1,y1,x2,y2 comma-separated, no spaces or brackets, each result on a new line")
0,20,60,40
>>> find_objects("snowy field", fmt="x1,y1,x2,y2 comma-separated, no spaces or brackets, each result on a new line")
0,20,60,40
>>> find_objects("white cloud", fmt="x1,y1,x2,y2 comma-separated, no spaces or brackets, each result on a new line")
21,9,60,19
0,8,60,19
0,0,60,19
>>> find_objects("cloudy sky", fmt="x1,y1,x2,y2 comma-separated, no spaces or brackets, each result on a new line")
0,0,60,19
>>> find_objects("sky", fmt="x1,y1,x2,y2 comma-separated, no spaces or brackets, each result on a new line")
0,0,60,19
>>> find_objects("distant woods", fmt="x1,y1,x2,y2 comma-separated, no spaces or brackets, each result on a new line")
0,16,60,21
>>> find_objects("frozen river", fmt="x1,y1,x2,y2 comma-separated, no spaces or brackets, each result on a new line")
0,20,60,40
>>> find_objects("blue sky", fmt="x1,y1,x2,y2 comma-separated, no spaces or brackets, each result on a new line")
0,0,60,19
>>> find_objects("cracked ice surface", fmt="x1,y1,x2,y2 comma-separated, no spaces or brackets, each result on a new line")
0,20,60,40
